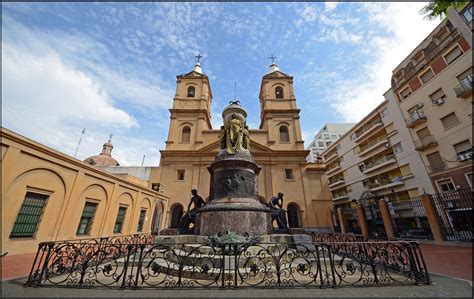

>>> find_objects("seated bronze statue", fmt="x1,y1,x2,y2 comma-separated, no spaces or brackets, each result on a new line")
268,192,288,230
178,189,205,233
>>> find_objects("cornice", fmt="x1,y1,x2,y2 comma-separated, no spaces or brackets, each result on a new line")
1,127,169,200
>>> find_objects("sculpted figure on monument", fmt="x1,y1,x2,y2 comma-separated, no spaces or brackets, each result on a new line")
242,125,250,150
178,189,206,232
225,113,244,154
268,192,288,230
218,126,226,149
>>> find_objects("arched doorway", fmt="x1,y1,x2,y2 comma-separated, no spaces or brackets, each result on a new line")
169,204,183,228
150,202,163,235
287,203,301,228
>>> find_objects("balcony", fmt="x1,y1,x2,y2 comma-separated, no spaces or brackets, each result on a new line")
364,176,405,192
326,163,342,176
362,154,397,174
414,135,438,151
324,152,339,163
406,111,427,128
454,74,473,98
332,193,349,201
328,177,345,189
354,121,384,143
357,137,389,157
393,28,461,92
456,148,473,162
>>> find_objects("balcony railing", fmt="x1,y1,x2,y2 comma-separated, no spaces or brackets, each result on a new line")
393,28,460,90
331,193,349,201
363,154,397,174
357,136,389,156
454,74,473,98
326,163,342,175
328,177,345,188
414,135,437,151
456,148,473,162
363,176,405,192
405,111,426,128
324,151,339,163
354,120,383,143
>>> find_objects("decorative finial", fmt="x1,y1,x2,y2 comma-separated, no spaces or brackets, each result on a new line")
109,134,113,142
268,54,277,64
195,53,203,64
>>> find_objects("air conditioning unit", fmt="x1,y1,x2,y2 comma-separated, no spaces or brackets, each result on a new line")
457,153,468,161
432,98,445,106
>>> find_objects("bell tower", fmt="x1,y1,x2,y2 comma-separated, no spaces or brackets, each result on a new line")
165,55,213,150
258,58,305,150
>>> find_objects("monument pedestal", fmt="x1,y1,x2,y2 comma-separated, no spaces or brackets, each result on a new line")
196,197,272,236
196,146,272,236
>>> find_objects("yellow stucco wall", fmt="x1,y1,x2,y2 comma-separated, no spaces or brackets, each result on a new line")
1,128,169,255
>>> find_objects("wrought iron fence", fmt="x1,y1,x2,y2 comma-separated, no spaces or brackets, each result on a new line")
25,236,430,289
430,189,473,242
342,207,361,235
391,197,433,240
364,203,386,239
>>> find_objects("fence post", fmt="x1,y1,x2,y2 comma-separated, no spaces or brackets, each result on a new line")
356,204,368,239
337,207,346,234
379,199,394,239
327,208,335,232
421,194,444,244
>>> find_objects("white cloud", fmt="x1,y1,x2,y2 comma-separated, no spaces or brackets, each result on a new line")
316,27,363,44
2,43,137,128
323,3,439,122
301,5,318,22
1,15,174,166
325,2,338,12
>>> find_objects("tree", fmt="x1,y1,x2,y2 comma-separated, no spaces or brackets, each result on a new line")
420,0,468,20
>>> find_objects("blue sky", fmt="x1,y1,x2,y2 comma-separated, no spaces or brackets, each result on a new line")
2,2,439,166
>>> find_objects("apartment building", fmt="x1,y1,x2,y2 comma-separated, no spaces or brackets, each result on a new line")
306,123,355,162
321,99,435,210
387,3,472,193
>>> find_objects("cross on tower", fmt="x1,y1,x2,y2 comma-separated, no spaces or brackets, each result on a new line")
195,53,203,64
109,134,113,141
268,54,277,64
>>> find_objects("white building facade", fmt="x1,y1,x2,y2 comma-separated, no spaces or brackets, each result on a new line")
306,123,355,162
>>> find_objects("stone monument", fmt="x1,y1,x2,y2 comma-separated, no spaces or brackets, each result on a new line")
195,101,272,236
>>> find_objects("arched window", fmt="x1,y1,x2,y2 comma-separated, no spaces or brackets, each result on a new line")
150,202,163,235
187,86,195,97
287,203,301,228
169,204,183,228
279,125,290,142
275,86,284,99
181,126,191,143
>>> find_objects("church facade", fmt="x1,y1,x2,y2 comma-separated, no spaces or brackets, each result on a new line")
149,62,332,231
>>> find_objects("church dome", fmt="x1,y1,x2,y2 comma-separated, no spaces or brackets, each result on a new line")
83,137,120,167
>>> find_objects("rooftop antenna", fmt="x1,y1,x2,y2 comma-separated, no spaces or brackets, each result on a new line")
74,128,86,158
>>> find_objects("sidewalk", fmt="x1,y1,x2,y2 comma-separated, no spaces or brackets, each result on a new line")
419,243,472,281
1,253,36,281
2,274,472,297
